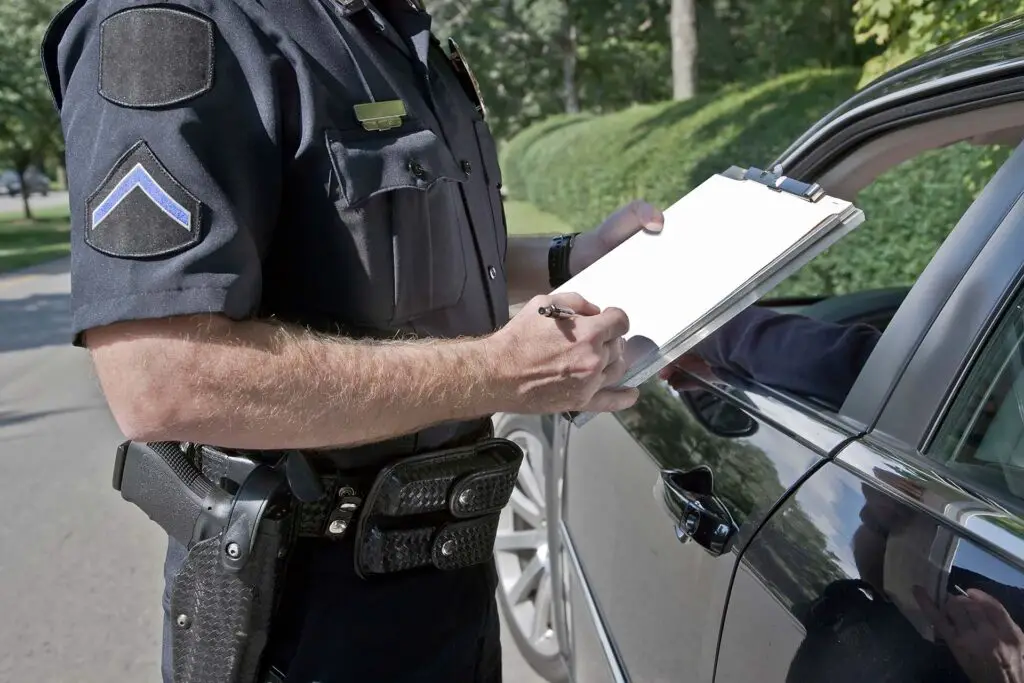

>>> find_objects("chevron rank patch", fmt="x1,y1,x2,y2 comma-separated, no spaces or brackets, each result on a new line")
85,141,203,258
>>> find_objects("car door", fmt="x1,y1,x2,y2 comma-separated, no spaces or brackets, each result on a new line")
559,368,857,683
714,139,1024,682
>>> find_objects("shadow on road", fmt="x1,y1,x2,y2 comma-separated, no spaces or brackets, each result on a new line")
0,408,83,430
0,292,71,352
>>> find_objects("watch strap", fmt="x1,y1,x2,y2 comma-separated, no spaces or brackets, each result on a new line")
548,232,580,288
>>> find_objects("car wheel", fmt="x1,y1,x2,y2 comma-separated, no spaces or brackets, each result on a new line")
493,413,568,682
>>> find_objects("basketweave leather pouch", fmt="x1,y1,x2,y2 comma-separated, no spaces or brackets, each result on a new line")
353,437,523,578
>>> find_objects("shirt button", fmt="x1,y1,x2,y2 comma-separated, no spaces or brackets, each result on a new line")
488,265,497,280
409,160,427,178
461,160,472,176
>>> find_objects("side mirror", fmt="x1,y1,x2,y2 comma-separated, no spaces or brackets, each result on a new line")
681,390,758,438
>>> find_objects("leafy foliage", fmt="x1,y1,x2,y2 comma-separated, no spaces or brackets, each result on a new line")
500,68,1011,298
425,0,674,138
853,0,1024,85
426,0,872,139
788,142,1011,297
0,0,65,217
696,0,879,92
502,69,860,230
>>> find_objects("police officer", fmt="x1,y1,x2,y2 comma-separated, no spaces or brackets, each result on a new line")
41,0,664,681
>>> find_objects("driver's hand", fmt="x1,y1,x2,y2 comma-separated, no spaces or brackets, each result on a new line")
658,353,717,392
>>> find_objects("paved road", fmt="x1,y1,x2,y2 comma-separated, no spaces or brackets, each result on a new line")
0,258,545,682
0,191,69,215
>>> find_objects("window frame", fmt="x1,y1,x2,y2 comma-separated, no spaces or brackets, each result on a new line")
920,283,1024,508
840,141,1024,440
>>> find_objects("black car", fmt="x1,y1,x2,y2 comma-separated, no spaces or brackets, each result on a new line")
494,14,1024,683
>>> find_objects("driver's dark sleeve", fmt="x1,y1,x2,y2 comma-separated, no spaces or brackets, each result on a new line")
42,0,288,345
693,306,881,408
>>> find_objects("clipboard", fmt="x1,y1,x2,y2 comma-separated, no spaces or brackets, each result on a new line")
555,165,865,426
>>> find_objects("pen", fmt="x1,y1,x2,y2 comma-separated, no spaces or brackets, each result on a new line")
538,304,576,319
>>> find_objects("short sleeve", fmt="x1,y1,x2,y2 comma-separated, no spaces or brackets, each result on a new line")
43,0,288,345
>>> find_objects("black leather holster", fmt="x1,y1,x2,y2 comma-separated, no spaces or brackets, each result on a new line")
115,428,521,683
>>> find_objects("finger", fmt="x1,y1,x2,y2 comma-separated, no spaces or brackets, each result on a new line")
667,374,703,393
582,387,640,413
629,200,665,233
605,336,624,365
914,585,956,642
967,590,1021,639
945,595,979,634
602,357,629,385
965,588,1002,609
594,307,630,341
547,292,601,316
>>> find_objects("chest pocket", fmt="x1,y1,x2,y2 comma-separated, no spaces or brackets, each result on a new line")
326,123,470,326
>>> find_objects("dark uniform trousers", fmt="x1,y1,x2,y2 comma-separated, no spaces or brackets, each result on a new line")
43,0,512,680
162,536,503,682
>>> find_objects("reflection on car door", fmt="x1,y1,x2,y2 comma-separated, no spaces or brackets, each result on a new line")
561,377,857,682
716,197,1024,682
716,446,1024,683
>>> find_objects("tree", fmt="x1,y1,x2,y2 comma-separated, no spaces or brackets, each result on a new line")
425,0,672,137
0,0,65,219
670,0,696,100
696,0,875,93
853,0,1024,86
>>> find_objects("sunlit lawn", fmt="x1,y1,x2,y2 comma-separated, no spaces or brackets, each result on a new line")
0,200,563,275
0,205,71,274
503,199,570,236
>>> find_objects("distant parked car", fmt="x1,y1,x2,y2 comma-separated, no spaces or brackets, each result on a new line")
1,169,51,197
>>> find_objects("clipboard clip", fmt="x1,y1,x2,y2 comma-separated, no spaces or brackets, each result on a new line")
740,166,825,203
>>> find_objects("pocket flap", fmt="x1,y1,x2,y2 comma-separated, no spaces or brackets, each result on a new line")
326,124,465,208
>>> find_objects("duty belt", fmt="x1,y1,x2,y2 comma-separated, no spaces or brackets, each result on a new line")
194,424,522,579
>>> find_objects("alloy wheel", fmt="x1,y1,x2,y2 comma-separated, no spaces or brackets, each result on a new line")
495,426,560,659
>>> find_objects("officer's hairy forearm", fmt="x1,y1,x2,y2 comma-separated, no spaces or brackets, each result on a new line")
84,315,511,450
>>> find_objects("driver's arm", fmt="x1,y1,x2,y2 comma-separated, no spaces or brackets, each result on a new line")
692,306,882,409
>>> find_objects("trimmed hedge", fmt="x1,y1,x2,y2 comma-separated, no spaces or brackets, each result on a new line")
501,68,1012,298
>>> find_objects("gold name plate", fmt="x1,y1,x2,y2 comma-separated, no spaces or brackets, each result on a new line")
353,100,407,132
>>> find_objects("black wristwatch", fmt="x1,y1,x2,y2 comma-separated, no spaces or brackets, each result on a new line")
548,232,580,288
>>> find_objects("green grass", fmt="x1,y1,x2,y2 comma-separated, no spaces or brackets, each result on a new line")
503,199,570,236
0,198,569,275
0,204,71,274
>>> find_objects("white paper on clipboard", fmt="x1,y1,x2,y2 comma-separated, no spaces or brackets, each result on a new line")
556,166,865,427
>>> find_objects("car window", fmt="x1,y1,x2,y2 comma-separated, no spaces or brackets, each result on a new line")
768,141,1011,301
927,283,1024,504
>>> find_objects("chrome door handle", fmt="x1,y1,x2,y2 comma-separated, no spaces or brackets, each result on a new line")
659,467,737,557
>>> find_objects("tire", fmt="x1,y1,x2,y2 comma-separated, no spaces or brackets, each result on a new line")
492,413,569,682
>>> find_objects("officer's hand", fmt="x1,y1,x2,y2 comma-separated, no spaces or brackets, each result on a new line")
916,587,1024,683
569,200,665,275
489,293,639,414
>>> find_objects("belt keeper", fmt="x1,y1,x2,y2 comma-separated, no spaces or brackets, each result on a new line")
324,486,362,538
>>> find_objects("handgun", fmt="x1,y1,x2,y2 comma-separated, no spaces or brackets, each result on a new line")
111,441,259,549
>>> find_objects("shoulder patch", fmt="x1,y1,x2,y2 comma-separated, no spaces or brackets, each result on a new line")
99,6,214,109
85,141,203,258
